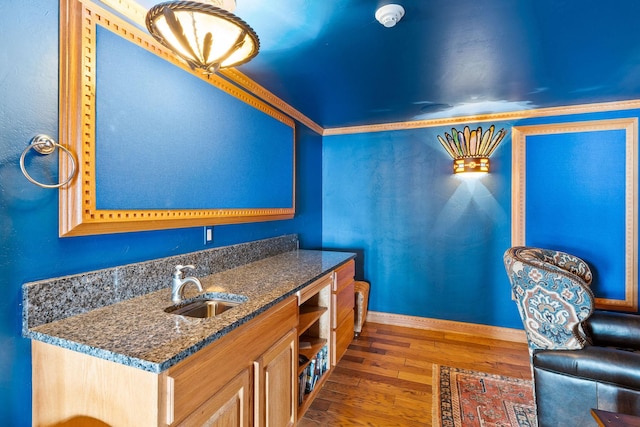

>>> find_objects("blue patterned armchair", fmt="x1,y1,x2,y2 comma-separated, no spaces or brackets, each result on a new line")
504,246,595,352
504,246,640,427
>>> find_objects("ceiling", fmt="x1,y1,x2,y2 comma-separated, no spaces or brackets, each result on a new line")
135,0,640,129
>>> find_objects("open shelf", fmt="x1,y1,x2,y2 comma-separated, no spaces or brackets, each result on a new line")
298,306,328,337
298,370,330,417
297,343,329,412
297,275,332,420
298,337,328,375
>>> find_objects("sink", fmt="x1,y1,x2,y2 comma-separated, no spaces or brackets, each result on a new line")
165,293,247,319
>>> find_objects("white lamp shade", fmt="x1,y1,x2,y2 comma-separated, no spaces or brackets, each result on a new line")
147,2,259,73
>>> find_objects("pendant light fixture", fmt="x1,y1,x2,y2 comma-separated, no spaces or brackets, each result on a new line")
146,0,259,74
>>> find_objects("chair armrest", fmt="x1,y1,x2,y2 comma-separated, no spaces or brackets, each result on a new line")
533,346,640,391
584,310,640,350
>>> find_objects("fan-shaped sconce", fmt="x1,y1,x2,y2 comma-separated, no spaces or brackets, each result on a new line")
437,125,506,174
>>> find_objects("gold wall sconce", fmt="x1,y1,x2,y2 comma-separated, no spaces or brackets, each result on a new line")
437,125,506,174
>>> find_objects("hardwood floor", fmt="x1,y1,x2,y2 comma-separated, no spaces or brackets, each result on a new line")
298,321,531,426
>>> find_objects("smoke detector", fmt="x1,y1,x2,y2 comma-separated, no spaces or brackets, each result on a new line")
375,4,405,28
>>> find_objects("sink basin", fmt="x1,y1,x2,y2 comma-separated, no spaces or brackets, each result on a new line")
165,293,247,319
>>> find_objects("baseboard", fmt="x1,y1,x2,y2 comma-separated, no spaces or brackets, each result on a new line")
366,311,527,344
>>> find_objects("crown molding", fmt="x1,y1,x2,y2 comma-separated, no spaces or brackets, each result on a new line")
97,0,147,26
323,99,640,136
219,68,324,135
97,1,640,137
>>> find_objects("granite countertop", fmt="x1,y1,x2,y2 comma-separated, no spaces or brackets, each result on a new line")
26,249,354,374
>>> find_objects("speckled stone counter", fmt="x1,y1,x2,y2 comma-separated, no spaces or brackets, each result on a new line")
24,249,354,374
23,234,299,331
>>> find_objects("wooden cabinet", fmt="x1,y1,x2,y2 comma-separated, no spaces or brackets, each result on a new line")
31,261,355,427
296,273,332,420
295,261,355,419
332,260,355,365
166,297,297,426
32,296,297,427
32,340,166,427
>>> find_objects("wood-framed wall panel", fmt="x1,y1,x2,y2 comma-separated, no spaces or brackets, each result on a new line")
511,118,638,311
59,0,295,236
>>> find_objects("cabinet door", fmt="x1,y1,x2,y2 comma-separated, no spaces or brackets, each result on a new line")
331,260,355,366
176,368,251,427
32,341,163,427
254,329,297,427
333,309,355,365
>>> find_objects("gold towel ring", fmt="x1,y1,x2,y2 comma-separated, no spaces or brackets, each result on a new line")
19,134,77,189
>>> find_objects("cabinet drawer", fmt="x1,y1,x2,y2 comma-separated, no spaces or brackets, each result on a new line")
332,310,354,365
333,260,355,292
298,274,332,304
332,280,354,328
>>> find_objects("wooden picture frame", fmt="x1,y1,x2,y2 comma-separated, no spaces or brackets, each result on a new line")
58,0,295,236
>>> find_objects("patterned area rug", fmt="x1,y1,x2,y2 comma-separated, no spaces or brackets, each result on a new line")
432,365,536,427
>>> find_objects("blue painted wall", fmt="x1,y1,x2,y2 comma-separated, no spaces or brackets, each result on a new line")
322,111,640,330
0,1,322,425
525,128,628,301
322,127,515,327
2,1,640,426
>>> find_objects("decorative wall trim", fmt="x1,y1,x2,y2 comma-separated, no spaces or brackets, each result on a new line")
511,118,638,311
366,311,527,344
325,114,509,136
102,1,640,137
97,0,325,134
60,0,295,236
220,69,325,135
98,0,147,26
323,99,640,136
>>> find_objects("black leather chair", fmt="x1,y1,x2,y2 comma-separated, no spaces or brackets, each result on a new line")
504,246,640,426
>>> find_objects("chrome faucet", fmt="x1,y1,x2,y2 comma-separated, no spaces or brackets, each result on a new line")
171,264,203,304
